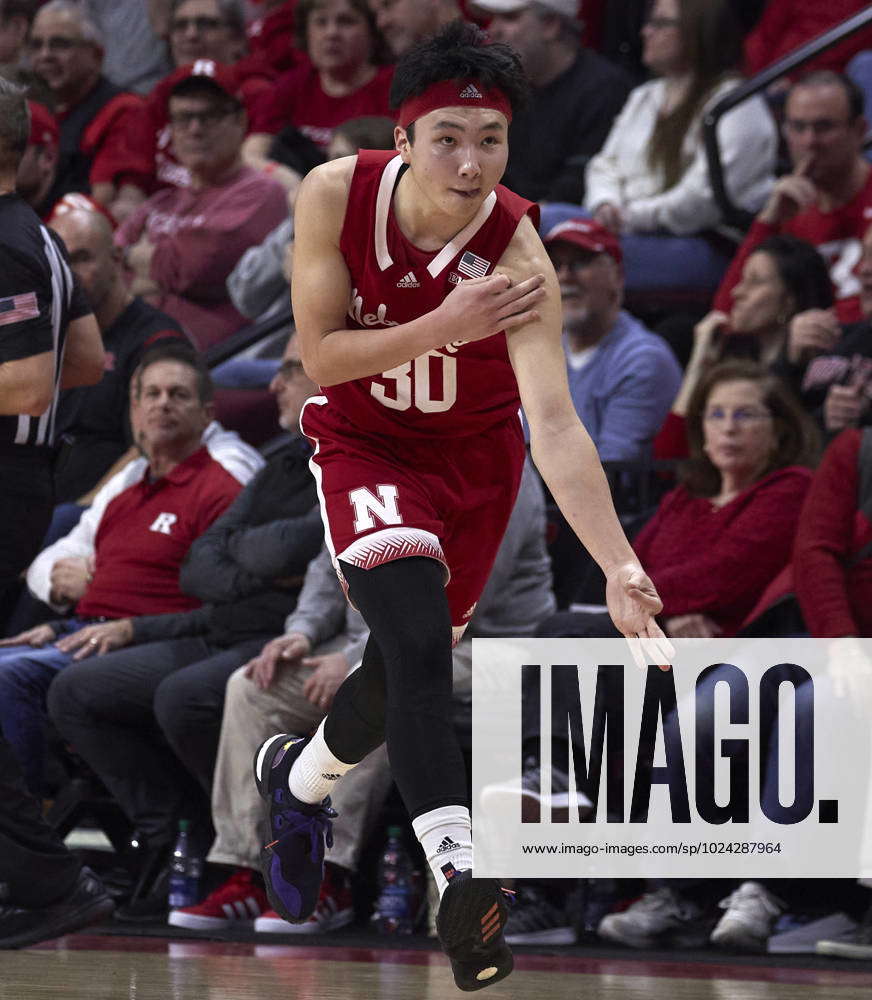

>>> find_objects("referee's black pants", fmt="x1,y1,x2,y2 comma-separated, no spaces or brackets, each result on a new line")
0,449,54,631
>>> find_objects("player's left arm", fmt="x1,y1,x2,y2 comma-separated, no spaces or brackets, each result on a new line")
500,216,666,641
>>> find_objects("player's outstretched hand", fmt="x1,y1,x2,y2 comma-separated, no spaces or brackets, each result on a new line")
605,563,674,671
440,271,546,341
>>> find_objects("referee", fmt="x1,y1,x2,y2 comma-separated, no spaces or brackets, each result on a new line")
0,78,103,625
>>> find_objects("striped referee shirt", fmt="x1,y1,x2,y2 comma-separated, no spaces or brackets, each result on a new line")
0,193,91,449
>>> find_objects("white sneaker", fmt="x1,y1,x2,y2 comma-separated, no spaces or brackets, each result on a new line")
710,881,783,953
598,888,707,949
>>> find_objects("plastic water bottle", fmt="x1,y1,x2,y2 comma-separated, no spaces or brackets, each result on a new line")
168,819,202,909
373,826,415,934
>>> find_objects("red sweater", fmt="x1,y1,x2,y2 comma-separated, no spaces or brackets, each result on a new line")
633,466,813,636
794,429,872,636
76,447,241,619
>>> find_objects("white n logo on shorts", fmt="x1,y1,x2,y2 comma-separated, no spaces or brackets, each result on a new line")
149,512,178,535
349,485,402,532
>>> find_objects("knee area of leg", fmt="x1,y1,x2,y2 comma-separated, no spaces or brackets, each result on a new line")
45,665,85,722
152,674,188,732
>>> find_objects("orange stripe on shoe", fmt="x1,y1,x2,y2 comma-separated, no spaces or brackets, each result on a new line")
481,903,499,924
482,923,502,943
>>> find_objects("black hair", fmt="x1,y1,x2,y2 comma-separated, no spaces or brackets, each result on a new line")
134,340,214,404
390,20,529,141
791,70,866,121
752,234,834,314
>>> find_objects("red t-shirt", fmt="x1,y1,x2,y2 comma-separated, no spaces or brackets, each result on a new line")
633,466,813,636
713,168,872,325
250,63,394,149
312,150,538,441
76,447,241,619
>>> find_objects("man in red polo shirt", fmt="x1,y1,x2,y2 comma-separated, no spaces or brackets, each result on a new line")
0,343,242,794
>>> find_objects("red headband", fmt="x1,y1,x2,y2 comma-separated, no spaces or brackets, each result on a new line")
398,80,513,130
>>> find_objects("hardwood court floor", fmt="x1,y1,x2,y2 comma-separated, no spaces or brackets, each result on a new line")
2,936,872,1000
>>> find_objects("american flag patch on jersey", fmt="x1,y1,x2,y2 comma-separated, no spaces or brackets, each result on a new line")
457,251,490,279
0,292,39,327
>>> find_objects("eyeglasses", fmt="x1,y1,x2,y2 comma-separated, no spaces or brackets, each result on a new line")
644,16,680,29
277,359,307,379
26,35,86,54
703,407,773,425
783,117,852,137
169,106,237,129
550,253,604,273
170,16,225,33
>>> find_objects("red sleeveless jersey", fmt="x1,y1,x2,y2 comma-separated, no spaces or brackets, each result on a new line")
321,150,538,439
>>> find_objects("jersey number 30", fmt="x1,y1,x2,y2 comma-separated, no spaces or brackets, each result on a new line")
371,351,457,413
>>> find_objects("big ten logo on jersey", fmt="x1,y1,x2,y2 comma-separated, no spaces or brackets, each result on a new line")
348,288,399,328
349,484,402,532
149,512,178,535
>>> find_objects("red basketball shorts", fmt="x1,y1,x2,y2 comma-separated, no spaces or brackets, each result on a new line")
301,396,525,642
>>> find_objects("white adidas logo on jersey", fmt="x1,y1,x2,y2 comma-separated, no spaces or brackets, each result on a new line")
459,84,483,100
396,271,420,288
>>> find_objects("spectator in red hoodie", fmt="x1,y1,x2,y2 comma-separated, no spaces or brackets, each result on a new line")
714,71,872,324
115,63,288,351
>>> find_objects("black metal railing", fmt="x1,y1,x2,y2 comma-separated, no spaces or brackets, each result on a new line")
703,7,872,230
202,301,292,370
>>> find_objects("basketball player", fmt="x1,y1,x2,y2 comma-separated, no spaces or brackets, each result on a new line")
254,22,668,990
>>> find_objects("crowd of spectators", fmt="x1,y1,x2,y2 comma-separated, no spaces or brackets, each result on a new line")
2,0,872,960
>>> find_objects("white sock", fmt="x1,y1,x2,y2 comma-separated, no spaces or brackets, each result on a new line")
412,805,474,897
288,720,356,804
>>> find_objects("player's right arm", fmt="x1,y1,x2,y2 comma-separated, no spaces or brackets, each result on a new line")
292,158,546,387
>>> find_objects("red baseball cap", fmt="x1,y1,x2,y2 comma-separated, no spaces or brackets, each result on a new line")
164,60,244,113
543,217,623,265
27,101,59,149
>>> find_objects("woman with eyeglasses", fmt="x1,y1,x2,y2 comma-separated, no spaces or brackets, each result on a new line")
634,360,818,639
584,0,776,238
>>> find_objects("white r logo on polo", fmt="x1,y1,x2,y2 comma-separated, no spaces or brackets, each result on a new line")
149,512,178,535
349,485,402,532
